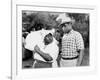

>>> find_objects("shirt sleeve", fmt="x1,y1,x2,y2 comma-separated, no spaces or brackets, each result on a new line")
25,32,39,51
75,32,84,50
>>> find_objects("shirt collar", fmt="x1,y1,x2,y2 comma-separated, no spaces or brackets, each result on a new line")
65,29,74,35
70,29,74,34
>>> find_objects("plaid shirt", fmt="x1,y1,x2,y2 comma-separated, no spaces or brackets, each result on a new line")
61,30,84,58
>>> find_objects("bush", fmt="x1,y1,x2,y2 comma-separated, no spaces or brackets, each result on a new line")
22,11,89,48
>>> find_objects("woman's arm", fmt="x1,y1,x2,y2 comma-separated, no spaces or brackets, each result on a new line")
34,45,53,61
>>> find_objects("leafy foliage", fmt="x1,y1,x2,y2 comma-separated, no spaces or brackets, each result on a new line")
22,11,89,47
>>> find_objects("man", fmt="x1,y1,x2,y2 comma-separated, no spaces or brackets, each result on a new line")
25,28,59,68
56,13,84,67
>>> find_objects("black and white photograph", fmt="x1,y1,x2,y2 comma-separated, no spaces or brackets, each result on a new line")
22,11,89,69
11,2,97,80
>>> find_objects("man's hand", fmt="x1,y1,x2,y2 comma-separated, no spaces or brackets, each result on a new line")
77,49,84,66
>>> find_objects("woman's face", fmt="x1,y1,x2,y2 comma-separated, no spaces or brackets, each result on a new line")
44,33,53,45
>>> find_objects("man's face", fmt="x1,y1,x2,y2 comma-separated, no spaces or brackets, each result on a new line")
62,22,72,33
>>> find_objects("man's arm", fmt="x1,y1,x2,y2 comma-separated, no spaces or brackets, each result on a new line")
77,49,84,66
75,32,84,66
34,45,53,61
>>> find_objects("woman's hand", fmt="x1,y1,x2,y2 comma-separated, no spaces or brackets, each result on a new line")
34,45,40,52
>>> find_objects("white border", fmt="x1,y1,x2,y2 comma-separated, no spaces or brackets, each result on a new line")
12,3,97,80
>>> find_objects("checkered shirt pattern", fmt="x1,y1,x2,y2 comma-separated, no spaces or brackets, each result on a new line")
61,30,84,58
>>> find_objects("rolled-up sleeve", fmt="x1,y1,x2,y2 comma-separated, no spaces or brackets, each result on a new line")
25,32,40,51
